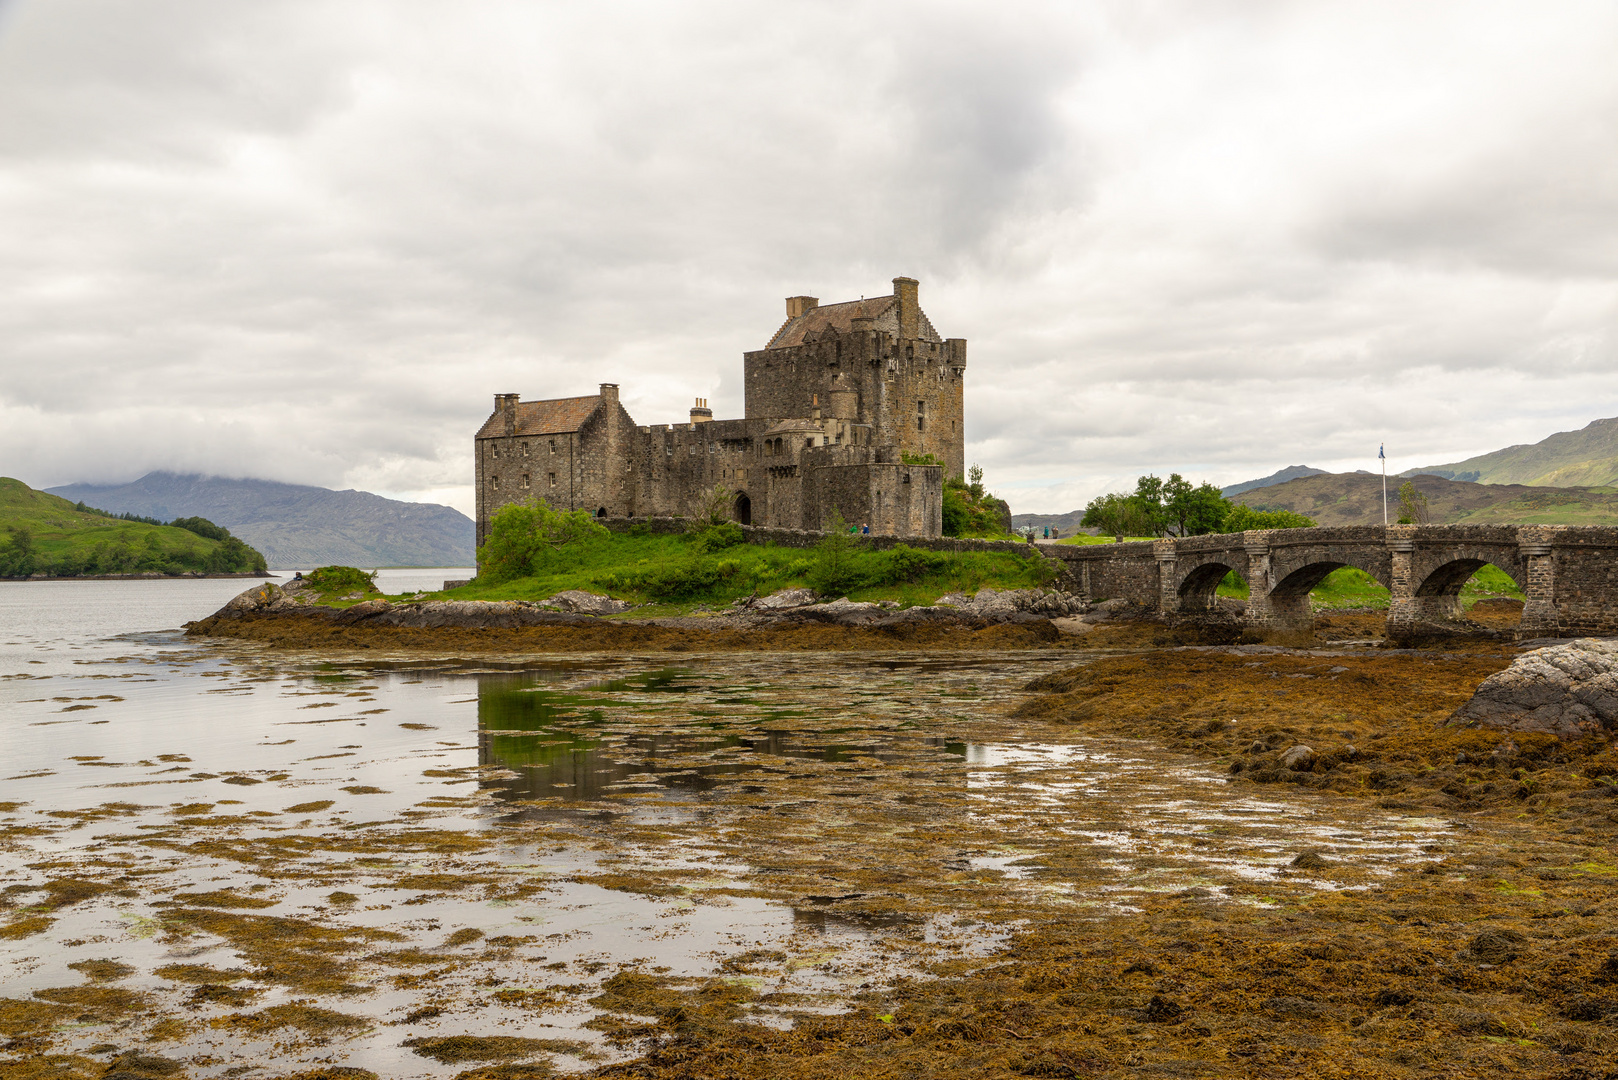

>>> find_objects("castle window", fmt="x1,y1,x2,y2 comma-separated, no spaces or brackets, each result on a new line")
917,400,926,432
548,472,556,488
522,442,530,456
522,473,530,489
549,439,556,454
491,476,500,490
805,437,814,449
492,446,500,459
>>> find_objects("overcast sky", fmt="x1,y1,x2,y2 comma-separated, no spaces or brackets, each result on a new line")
3,0,1616,517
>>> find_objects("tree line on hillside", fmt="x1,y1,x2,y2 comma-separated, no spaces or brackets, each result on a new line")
1082,474,1317,540
0,507,267,578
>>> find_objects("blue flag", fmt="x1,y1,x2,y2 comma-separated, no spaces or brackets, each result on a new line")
1379,444,1385,461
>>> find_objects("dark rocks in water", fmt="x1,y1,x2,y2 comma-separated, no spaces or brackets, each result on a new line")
1467,928,1527,964
1290,850,1330,869
1449,638,1618,738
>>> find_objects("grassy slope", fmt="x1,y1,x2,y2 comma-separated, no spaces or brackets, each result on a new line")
1409,415,1618,487
1232,470,1618,527
378,533,1054,612
0,477,261,575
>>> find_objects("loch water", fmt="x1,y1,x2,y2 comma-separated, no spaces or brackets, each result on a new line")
0,575,1477,1076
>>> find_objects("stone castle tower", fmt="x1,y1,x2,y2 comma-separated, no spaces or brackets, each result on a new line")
474,277,966,549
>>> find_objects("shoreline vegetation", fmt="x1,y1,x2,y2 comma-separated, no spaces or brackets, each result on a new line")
0,477,268,579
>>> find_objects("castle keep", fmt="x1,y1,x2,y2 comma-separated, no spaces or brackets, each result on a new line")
474,277,966,548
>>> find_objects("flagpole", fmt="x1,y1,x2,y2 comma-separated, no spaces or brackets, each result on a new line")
1381,444,1387,525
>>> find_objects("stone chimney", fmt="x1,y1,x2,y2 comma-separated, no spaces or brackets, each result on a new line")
599,383,619,403
786,296,819,319
893,277,919,339
690,397,712,424
495,393,519,436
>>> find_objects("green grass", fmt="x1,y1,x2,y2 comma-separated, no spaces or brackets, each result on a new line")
395,533,1056,612
0,477,266,577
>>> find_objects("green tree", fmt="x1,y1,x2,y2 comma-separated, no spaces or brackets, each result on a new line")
1081,492,1156,541
1396,480,1430,525
477,497,610,583
1165,478,1231,536
810,511,866,596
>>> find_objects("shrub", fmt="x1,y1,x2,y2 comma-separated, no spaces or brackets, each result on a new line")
809,513,868,596
478,498,609,583
1220,504,1317,532
307,566,377,594
878,545,947,585
692,521,743,553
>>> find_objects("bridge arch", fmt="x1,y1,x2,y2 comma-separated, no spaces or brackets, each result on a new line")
1176,559,1240,612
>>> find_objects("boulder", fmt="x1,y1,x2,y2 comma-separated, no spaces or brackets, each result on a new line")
934,588,1087,619
1448,638,1618,738
750,587,818,610
539,590,635,616
1279,745,1316,771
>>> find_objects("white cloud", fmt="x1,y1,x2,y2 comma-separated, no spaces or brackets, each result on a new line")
1,0,1615,517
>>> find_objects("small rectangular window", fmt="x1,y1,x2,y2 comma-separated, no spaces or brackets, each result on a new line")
549,439,556,454
491,476,500,490
522,473,530,489
548,472,557,488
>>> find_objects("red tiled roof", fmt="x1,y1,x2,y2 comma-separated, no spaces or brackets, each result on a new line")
765,295,942,349
475,395,600,439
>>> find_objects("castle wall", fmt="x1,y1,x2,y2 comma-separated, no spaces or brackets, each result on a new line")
474,430,581,550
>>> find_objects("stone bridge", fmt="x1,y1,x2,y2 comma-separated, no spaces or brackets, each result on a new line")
1045,524,1618,641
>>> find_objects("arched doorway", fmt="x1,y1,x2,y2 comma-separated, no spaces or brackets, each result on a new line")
734,492,752,526
596,507,607,518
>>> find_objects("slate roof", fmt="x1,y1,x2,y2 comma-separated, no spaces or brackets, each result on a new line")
766,294,942,349
475,395,600,439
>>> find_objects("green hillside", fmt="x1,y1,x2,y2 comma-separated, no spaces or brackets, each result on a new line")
1408,416,1618,487
1232,471,1618,527
0,477,268,578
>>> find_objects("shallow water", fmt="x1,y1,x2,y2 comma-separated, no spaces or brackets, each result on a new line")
0,578,1485,1076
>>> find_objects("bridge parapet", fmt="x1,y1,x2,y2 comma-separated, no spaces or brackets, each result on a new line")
1043,523,1618,641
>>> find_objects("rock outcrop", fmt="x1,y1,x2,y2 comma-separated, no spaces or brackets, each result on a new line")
1448,638,1618,738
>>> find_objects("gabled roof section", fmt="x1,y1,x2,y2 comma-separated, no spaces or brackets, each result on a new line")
475,395,600,439
766,295,943,349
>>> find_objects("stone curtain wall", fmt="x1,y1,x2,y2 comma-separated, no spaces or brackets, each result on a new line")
599,516,1044,558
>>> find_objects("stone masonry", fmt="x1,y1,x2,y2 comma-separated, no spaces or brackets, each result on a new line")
475,278,963,550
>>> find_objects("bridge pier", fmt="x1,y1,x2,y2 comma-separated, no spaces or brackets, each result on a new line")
1518,530,1560,637
1237,534,1313,639
1154,541,1179,613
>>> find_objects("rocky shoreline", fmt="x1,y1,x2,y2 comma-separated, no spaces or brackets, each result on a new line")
2,570,272,582
184,580,1101,651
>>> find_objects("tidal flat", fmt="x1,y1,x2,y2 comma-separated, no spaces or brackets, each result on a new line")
2,579,1616,1079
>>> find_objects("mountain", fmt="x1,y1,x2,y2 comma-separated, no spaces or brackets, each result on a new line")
0,477,266,577
1009,510,1094,535
47,472,474,569
1220,465,1328,498
1405,416,1618,488
1232,471,1618,527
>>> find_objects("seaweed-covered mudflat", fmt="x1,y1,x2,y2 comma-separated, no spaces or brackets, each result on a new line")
3,580,1615,1080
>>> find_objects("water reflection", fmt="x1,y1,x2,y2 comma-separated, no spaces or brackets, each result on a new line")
476,668,968,802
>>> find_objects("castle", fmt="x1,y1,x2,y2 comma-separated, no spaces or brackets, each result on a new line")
474,277,966,549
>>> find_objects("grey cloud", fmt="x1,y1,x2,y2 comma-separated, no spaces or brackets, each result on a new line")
2,0,1616,517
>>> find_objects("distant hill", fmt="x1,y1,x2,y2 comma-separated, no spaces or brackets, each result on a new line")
1406,416,1618,488
0,477,266,577
1009,510,1095,534
1220,465,1328,498
47,472,474,569
1232,471,1618,527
